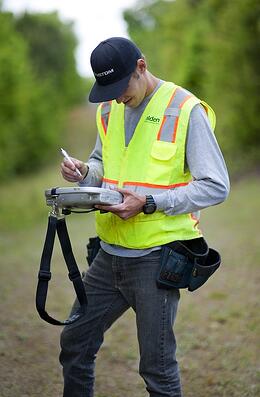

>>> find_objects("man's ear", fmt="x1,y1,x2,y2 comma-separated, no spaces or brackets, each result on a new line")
136,58,147,74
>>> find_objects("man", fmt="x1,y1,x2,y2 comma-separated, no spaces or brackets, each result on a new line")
60,37,229,397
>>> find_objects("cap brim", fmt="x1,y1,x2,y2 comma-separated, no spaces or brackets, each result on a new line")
89,72,132,103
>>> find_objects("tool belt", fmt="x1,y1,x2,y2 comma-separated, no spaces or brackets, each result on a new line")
157,237,221,291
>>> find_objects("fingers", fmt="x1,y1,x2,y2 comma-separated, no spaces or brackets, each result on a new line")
79,162,88,178
60,159,85,182
95,203,123,212
95,194,144,220
115,187,131,195
71,158,86,173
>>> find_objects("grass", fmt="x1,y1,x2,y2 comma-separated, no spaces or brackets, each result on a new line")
0,106,259,396
0,105,96,233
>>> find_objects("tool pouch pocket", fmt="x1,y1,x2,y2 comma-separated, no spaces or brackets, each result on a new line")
188,248,221,291
157,238,221,292
86,236,101,266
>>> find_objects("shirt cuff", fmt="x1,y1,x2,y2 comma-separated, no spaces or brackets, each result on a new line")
78,163,94,186
153,192,173,212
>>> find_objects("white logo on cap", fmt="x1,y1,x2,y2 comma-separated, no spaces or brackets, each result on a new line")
95,68,114,77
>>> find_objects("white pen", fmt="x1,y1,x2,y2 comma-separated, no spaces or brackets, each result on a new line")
60,148,82,177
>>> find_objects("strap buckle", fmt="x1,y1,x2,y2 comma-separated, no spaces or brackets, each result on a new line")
68,270,80,281
38,270,52,281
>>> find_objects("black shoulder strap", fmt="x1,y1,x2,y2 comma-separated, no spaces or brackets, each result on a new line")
36,215,88,326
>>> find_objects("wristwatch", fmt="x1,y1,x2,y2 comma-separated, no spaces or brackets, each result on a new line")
143,195,157,214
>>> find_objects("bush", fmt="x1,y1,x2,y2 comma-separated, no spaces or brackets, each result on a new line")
0,9,87,181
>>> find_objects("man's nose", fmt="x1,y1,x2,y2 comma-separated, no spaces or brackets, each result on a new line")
116,95,124,104
116,89,128,103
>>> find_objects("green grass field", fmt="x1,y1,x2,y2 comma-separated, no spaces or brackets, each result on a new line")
0,106,259,397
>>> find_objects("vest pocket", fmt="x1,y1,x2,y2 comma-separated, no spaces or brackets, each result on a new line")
151,140,177,159
147,141,177,185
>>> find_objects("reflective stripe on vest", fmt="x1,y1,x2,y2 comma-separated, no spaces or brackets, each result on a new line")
100,101,112,135
157,86,191,142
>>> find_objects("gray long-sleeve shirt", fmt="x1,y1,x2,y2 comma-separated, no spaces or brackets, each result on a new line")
80,82,230,256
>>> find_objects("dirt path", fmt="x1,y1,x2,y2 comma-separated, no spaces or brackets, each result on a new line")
0,177,259,397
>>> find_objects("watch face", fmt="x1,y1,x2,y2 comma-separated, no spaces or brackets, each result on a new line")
144,203,156,214
143,195,157,214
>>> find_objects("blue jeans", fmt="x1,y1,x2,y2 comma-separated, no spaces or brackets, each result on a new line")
60,248,182,397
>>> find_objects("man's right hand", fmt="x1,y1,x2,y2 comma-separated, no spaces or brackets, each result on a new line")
61,157,88,182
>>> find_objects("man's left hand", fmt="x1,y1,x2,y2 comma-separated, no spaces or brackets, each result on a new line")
95,188,146,220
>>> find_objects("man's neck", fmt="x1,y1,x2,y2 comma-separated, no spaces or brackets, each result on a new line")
145,71,160,97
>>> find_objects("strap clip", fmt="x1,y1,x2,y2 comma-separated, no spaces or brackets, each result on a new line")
38,270,52,281
68,270,80,281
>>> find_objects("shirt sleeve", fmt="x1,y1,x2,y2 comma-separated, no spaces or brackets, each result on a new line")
153,104,230,215
78,133,104,187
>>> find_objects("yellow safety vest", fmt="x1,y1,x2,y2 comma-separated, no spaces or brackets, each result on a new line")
95,81,216,249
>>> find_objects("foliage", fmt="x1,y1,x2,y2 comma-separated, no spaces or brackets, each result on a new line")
15,12,87,107
124,0,260,173
0,9,87,181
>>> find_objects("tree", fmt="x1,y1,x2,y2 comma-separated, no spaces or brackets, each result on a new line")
0,10,87,180
124,0,260,172
15,12,86,107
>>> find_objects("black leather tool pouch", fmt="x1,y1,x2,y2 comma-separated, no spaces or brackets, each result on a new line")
157,237,221,291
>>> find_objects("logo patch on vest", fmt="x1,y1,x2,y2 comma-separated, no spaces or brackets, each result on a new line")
145,115,161,124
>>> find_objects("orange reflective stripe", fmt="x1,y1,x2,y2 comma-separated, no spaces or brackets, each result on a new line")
172,94,193,143
157,115,167,141
190,213,200,230
157,88,179,140
101,115,107,135
123,180,191,189
100,101,112,135
179,94,193,108
103,178,191,189
102,177,118,185
202,103,208,115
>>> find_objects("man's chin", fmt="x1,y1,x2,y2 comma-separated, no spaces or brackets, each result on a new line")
124,98,133,106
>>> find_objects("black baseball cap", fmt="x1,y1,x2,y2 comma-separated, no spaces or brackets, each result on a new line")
89,37,142,103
